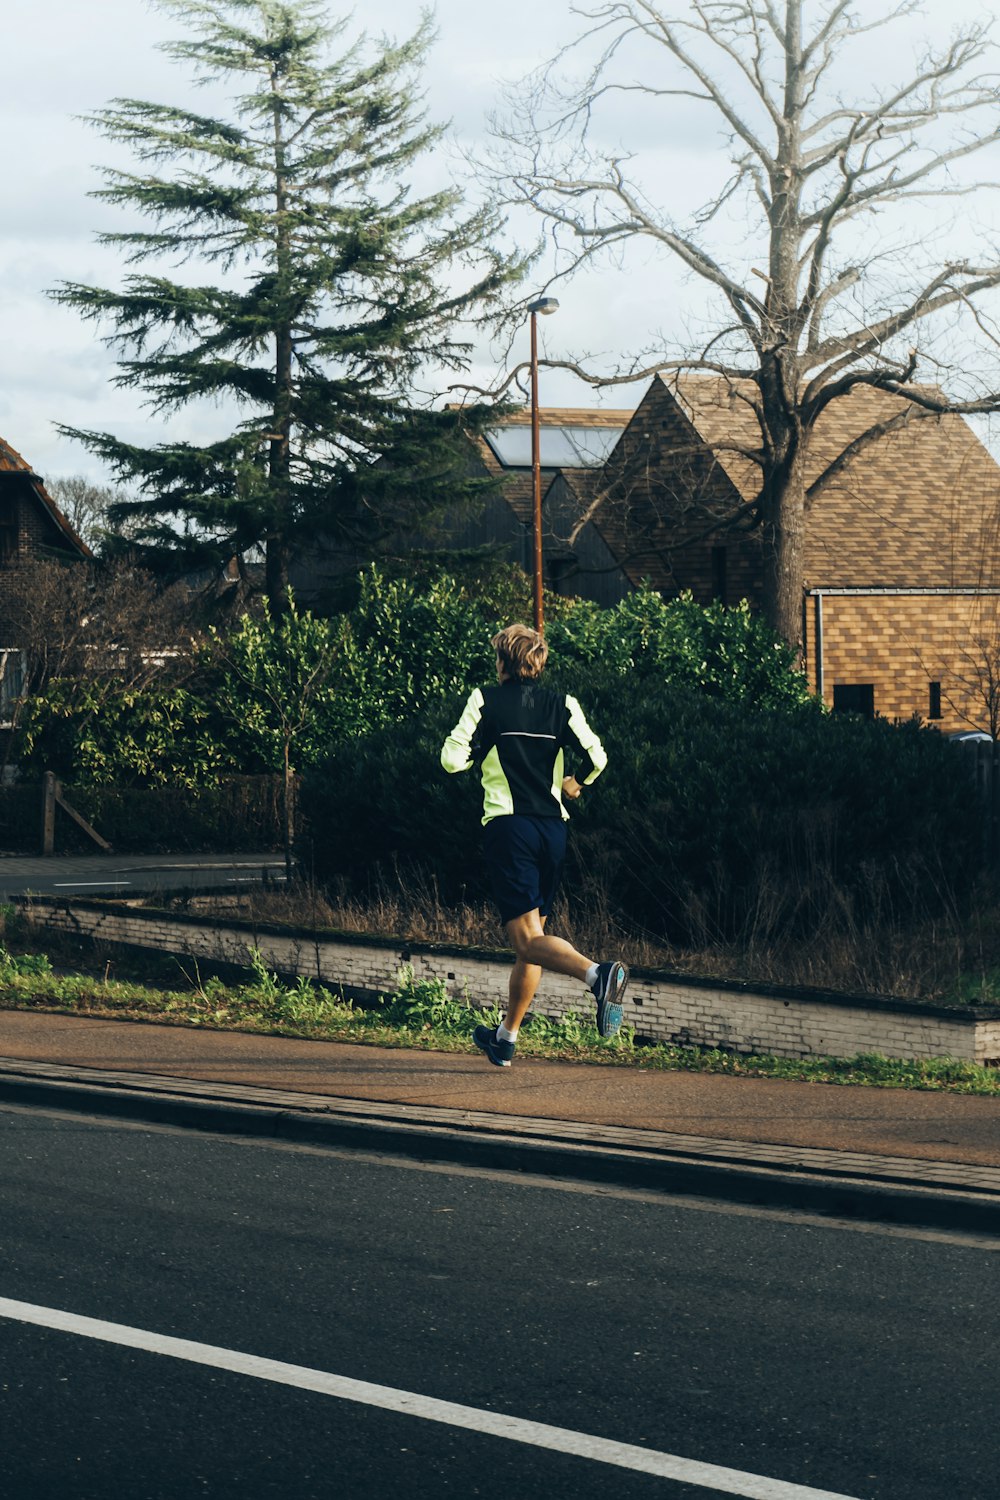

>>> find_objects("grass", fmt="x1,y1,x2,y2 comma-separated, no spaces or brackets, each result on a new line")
1,938,1000,1094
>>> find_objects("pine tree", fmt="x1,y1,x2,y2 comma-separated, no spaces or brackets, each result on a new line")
53,0,522,610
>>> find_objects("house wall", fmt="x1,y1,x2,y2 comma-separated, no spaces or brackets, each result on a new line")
544,476,632,607
598,382,765,606
803,591,1000,733
0,480,36,633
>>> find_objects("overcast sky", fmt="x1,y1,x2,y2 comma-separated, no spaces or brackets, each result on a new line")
2,0,997,484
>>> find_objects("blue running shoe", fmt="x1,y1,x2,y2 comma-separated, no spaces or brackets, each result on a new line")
473,1023,515,1067
591,961,629,1037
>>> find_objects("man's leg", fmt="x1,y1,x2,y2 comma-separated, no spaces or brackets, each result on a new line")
505,910,591,985
504,914,548,1034
504,909,629,1040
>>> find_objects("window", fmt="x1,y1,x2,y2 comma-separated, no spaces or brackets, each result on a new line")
928,681,942,720
833,683,875,719
711,545,727,605
483,425,626,469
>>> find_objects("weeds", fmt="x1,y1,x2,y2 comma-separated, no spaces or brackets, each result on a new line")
173,870,1000,1009
0,942,998,1092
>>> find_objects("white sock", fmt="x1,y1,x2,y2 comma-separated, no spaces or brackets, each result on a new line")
497,1022,518,1043
585,963,599,988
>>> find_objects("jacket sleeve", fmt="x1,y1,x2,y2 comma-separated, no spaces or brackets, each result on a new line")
564,694,608,785
441,689,485,774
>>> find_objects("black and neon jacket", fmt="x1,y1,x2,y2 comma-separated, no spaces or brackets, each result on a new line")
441,680,608,825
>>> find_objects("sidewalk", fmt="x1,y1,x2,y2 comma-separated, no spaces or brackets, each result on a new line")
3,1008,1000,1233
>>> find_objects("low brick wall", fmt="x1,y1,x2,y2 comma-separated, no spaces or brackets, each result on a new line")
16,896,1000,1066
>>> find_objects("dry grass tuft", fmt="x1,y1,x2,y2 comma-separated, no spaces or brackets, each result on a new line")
173,864,1000,1007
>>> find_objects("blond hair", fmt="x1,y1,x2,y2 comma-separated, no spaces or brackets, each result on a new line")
492,623,548,682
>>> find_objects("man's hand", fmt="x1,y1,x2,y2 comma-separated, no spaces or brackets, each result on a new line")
562,774,583,800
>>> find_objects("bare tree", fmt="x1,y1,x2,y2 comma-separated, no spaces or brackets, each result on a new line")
0,559,201,771
44,475,139,553
939,598,1000,738
483,0,1000,645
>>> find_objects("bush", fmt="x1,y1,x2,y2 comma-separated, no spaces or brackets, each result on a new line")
563,677,980,945
300,702,483,902
16,680,234,788
301,679,981,947
545,588,812,707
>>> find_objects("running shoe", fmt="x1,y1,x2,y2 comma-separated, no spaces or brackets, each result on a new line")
473,1023,515,1067
590,961,629,1038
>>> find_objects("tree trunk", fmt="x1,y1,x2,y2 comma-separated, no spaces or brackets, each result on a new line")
759,466,807,655
758,349,808,653
756,2,808,653
265,532,290,616
283,736,294,885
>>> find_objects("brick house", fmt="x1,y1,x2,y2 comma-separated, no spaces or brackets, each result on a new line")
0,436,92,718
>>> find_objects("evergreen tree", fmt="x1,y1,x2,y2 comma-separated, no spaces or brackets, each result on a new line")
53,0,522,610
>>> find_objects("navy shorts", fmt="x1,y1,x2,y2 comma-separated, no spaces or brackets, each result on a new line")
482,814,568,926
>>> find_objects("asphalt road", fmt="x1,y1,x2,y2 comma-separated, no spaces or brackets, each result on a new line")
1,1102,998,1500
0,854,288,899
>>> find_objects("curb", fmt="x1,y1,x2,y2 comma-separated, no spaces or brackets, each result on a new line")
3,1063,999,1236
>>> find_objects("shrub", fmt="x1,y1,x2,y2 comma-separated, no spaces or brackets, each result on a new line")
301,679,980,947
546,587,813,707
16,680,233,788
563,677,980,945
300,702,483,902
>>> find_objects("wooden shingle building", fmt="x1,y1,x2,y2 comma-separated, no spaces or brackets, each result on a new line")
445,377,1000,734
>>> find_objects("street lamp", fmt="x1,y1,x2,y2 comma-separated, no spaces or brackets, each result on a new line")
528,295,560,633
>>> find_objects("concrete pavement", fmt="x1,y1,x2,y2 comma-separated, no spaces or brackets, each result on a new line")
2,1008,1000,1234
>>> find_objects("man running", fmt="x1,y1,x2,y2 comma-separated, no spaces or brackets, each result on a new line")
441,622,629,1067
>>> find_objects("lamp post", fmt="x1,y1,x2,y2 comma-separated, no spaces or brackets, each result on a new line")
528,295,559,633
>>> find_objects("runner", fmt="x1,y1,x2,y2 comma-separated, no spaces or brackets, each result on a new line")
441,622,629,1067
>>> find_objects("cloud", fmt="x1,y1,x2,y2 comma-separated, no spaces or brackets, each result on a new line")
2,0,996,482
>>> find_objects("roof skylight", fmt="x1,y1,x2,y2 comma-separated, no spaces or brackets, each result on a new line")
484,425,625,469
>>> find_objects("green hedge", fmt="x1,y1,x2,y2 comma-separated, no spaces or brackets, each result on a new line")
299,680,981,946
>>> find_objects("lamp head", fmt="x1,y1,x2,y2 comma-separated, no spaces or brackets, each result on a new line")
527,296,560,316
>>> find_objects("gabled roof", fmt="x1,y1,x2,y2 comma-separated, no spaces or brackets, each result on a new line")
486,407,633,428
475,380,1000,595
0,437,94,560
587,375,1000,591
661,375,1000,590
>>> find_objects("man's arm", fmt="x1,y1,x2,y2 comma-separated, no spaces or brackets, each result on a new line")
563,694,608,786
441,689,485,774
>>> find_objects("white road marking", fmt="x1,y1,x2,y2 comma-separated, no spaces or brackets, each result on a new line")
52,881,132,888
0,1295,861,1499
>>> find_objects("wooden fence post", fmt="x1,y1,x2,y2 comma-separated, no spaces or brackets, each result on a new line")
41,771,56,856
40,771,111,855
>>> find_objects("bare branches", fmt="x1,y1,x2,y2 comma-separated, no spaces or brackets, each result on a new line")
809,263,1000,375
489,2,1000,391
483,1,1000,642
447,352,756,403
